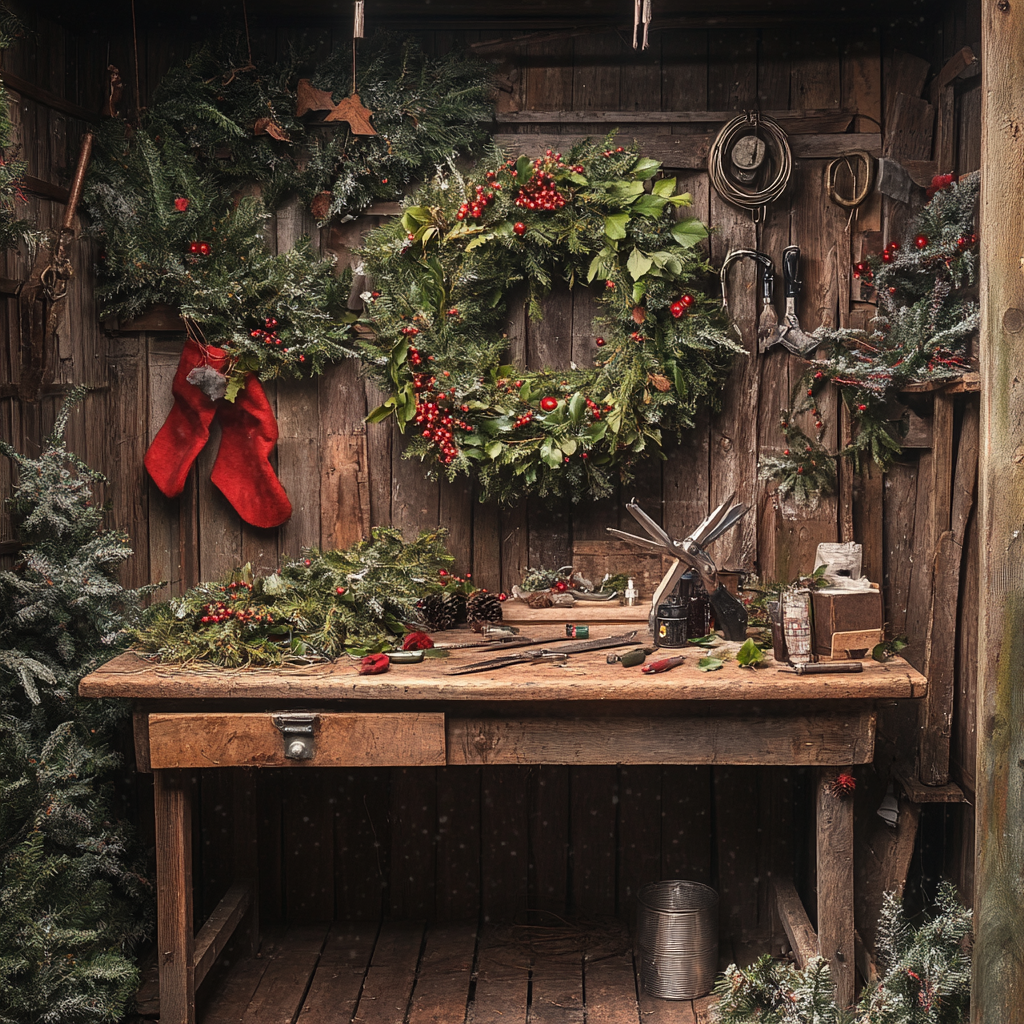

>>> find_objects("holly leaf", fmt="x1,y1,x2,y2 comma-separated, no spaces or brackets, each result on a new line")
737,638,765,667
224,373,245,404
569,391,586,424
603,213,629,240
697,656,724,672
670,218,709,248
631,157,661,180
365,400,396,424
485,440,503,459
540,438,563,469
627,248,653,281
687,633,718,647
652,176,677,198
631,194,668,218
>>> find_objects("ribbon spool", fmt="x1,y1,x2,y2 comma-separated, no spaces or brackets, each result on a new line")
707,112,792,222
825,151,874,208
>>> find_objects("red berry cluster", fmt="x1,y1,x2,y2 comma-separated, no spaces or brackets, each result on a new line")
189,241,212,256
514,156,566,212
457,181,497,221
409,346,424,368
925,172,954,199
412,373,473,465
957,233,978,248
601,146,626,157
401,325,420,337
199,582,276,626
250,316,282,345
512,409,535,429
669,294,695,318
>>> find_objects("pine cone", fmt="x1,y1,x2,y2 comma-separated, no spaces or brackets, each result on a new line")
467,590,502,625
420,592,460,631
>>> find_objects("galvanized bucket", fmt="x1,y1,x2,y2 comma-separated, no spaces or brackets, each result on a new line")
636,880,719,1000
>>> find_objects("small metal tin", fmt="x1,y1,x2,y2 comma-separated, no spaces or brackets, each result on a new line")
565,624,590,639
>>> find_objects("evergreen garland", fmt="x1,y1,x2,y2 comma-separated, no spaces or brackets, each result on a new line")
760,174,979,502
359,139,739,503
0,391,153,1024
83,34,492,393
712,882,972,1024
133,527,456,666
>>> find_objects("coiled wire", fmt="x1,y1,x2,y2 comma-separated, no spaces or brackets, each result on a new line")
707,112,792,222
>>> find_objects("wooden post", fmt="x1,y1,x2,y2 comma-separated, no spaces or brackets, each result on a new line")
154,769,196,1024
815,768,854,1009
975,1,1024,1019
233,768,260,958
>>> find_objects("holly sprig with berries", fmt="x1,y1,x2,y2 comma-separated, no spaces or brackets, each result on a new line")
760,173,979,503
358,136,739,504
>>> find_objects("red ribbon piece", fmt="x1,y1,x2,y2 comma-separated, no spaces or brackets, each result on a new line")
403,631,434,651
359,653,391,675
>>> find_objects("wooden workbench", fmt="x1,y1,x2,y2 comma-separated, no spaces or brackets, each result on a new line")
80,629,925,1023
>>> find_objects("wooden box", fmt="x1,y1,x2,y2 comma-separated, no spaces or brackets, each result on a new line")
811,590,883,658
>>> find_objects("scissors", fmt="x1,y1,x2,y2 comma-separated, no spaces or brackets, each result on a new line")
607,494,751,641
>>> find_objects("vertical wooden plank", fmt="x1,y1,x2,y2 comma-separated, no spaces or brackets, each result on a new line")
617,766,661,916
660,766,713,885
619,33,661,112
713,767,761,945
147,338,184,599
706,30,758,111
816,767,854,1008
388,767,437,919
283,769,334,922
154,769,195,1024
586,951,641,1024
436,767,481,922
500,295,528,592
334,768,391,921
529,765,569,917
481,766,529,923
660,29,707,113
954,462,980,795
569,766,617,917
196,417,242,579
257,770,284,923
883,461,919,640
974,4,1024,1015
233,768,260,957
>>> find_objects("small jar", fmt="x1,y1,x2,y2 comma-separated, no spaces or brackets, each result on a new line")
655,594,687,648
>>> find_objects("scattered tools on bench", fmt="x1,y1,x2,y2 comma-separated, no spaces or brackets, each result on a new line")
769,245,819,356
782,661,864,675
642,654,687,674
720,248,778,349
446,631,639,675
607,646,656,667
607,495,752,641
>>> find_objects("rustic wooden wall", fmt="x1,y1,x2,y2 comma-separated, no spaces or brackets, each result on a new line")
0,1,983,946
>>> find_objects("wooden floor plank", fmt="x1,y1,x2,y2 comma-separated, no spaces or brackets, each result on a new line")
529,952,584,1024
584,952,641,1024
199,929,287,1024
471,925,530,1024
239,925,329,1023
407,923,477,1024
297,922,379,1024
353,920,426,1023
637,989,698,1023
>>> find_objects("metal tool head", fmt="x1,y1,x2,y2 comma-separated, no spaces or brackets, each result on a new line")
625,500,676,550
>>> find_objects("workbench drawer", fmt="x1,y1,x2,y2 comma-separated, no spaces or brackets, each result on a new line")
147,712,446,768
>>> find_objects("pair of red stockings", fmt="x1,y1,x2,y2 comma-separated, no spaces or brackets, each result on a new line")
144,339,292,529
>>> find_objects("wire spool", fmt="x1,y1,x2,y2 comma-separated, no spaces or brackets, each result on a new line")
707,112,792,222
825,151,874,208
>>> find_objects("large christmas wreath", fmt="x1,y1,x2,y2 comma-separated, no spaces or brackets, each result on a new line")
358,139,740,503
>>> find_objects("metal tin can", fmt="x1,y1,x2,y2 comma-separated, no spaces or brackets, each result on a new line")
565,624,590,639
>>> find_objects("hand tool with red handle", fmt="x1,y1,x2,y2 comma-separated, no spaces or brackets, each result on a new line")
642,655,687,674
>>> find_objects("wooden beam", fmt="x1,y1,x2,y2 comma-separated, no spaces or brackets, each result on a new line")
3,71,101,123
772,876,817,968
491,132,882,167
893,765,966,804
495,109,854,133
974,2,1024,1018
192,882,252,988
447,710,877,766
816,767,855,1008
21,175,70,204
154,770,195,1024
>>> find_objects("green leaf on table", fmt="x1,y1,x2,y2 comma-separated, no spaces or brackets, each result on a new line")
697,656,724,672
687,633,718,647
737,638,765,667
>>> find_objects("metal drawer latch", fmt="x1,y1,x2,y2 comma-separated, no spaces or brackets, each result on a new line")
273,712,317,760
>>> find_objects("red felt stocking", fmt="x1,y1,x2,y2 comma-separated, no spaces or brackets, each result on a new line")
144,339,227,498
210,375,292,529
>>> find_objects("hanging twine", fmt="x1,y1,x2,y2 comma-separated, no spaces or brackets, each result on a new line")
353,1,364,93
632,0,652,50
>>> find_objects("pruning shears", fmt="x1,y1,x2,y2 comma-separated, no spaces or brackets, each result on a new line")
446,631,639,675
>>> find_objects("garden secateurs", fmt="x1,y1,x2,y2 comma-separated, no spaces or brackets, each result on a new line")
607,495,751,641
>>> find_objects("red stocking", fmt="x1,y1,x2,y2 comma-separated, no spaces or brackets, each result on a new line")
144,339,227,498
210,375,292,529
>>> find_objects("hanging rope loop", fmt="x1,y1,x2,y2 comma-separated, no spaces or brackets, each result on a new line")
707,111,793,222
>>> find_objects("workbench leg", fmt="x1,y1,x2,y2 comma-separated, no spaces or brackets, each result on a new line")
233,767,260,957
816,766,855,1009
155,769,196,1024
